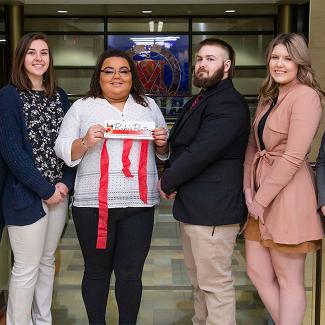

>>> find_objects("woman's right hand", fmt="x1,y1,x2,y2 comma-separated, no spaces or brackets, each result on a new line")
247,200,265,224
244,188,253,207
71,124,107,161
245,188,265,223
83,124,106,149
45,187,64,205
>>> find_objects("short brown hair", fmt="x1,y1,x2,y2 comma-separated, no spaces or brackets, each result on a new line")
197,38,236,78
10,33,57,97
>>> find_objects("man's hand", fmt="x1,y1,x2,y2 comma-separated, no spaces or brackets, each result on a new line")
158,179,177,200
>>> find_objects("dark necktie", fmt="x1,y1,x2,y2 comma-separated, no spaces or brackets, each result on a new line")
189,94,203,110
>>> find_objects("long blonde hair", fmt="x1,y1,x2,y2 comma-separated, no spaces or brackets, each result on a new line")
259,33,325,105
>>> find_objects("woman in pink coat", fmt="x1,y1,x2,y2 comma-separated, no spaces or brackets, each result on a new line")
243,33,324,325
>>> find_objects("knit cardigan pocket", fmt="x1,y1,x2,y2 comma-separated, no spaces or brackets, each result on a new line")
12,182,34,210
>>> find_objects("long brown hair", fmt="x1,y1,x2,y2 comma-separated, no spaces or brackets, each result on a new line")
10,33,57,97
260,33,325,105
85,49,148,107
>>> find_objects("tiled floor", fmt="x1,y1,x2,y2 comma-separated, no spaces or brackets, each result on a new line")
52,199,315,325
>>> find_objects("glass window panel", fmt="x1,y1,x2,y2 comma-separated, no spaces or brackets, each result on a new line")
0,34,6,87
233,68,266,96
56,69,93,95
107,18,188,32
192,17,274,32
235,68,266,78
245,97,259,119
48,35,104,66
151,95,191,119
25,18,104,32
108,35,190,96
233,78,264,96
192,34,273,66
0,7,4,32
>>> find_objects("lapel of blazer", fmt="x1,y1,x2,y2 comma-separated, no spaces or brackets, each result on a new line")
170,95,208,141
168,99,193,142
169,79,233,142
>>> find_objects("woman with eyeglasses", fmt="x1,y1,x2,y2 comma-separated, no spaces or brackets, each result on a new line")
55,49,168,324
0,33,74,325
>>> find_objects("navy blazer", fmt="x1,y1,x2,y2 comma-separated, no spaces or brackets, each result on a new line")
0,85,75,227
161,79,250,226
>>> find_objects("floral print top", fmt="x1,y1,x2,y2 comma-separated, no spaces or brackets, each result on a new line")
20,90,65,185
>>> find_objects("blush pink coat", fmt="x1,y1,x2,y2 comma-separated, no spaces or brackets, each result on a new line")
244,81,324,244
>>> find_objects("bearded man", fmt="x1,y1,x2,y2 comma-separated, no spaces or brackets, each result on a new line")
159,38,250,325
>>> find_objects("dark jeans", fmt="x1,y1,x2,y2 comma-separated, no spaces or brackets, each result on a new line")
72,206,155,325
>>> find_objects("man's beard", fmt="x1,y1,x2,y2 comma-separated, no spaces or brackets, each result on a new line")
193,66,225,89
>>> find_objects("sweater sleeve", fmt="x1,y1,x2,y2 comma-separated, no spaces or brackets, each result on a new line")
254,89,322,207
243,103,264,191
151,98,168,129
56,88,76,191
0,86,55,200
243,128,258,191
55,102,83,167
148,97,170,161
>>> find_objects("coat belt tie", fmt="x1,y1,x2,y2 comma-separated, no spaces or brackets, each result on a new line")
250,149,283,195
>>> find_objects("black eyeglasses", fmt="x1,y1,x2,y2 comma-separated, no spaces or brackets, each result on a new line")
100,68,131,78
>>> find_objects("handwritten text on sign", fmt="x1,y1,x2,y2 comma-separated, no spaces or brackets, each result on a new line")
104,120,155,140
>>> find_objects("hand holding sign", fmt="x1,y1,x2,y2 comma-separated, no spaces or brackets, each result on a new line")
152,127,168,148
104,120,156,140
84,124,106,149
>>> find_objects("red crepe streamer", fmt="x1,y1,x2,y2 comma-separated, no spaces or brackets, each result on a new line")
122,139,134,178
96,139,149,249
138,140,149,204
96,139,109,249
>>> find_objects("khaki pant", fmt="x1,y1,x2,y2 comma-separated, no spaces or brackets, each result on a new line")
7,199,68,325
180,222,239,325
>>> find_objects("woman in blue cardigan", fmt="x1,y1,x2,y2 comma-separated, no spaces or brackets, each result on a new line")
0,33,74,325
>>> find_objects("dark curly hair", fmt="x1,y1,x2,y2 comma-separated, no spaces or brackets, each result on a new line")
85,49,148,107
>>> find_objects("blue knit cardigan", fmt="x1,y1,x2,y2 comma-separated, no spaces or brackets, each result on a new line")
0,85,75,232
